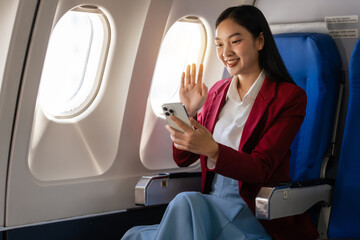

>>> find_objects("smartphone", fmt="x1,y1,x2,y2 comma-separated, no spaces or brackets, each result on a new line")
162,102,191,133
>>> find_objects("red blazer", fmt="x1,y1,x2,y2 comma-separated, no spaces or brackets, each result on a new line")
173,76,318,240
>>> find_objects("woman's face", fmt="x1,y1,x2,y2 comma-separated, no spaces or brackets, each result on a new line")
215,18,264,77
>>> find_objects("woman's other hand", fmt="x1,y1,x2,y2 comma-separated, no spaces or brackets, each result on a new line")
165,115,219,160
180,64,208,118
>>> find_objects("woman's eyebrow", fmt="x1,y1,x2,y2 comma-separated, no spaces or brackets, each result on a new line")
215,32,242,40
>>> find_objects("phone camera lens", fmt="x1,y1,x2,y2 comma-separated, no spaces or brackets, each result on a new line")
165,112,170,116
163,107,168,111
169,109,174,114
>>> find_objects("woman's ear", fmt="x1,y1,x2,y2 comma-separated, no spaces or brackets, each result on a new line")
257,32,265,51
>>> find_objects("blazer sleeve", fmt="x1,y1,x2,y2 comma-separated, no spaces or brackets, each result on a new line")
211,87,306,184
172,145,200,167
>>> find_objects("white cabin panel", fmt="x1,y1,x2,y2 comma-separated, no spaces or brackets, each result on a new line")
6,0,154,227
0,0,39,228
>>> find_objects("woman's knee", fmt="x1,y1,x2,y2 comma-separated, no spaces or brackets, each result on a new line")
169,191,203,209
172,191,201,202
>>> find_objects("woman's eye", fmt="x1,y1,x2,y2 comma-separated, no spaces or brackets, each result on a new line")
232,40,241,44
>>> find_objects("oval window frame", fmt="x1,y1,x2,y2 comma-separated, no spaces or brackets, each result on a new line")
38,5,111,119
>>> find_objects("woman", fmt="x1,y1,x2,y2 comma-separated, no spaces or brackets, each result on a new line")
122,5,318,240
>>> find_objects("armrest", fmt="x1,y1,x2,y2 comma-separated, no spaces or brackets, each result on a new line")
255,179,334,220
135,172,201,206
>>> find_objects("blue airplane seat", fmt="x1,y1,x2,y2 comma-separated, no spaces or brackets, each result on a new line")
274,33,342,181
327,38,360,239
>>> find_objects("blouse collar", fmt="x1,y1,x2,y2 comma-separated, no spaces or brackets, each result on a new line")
226,70,265,103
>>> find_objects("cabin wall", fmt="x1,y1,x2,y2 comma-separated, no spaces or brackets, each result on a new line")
0,0,18,87
0,0,40,229
0,0,20,229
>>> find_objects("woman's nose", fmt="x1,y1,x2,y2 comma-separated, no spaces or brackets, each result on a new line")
222,45,233,57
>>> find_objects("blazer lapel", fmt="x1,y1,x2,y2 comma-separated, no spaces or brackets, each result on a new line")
203,80,231,133
239,77,276,150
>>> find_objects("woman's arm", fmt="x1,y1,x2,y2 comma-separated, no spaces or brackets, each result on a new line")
167,63,210,167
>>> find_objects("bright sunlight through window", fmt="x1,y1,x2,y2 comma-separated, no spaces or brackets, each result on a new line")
150,17,207,117
39,7,110,118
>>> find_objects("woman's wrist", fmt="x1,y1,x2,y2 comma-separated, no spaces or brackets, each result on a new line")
207,141,219,161
184,106,197,118
188,111,197,118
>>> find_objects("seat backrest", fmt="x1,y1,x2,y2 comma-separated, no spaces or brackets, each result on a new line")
274,33,342,181
327,38,360,238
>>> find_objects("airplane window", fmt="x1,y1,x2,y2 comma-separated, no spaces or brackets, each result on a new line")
149,17,207,118
38,8,109,118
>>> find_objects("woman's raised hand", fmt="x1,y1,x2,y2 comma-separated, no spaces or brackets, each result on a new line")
180,64,208,118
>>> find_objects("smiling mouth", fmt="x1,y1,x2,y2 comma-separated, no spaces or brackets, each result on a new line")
226,59,239,67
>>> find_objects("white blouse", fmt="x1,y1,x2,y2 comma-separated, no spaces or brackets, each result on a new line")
207,70,265,169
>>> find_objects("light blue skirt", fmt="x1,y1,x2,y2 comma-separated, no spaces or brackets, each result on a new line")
121,174,272,240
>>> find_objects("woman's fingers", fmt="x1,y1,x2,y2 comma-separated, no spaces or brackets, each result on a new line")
201,83,208,98
186,65,191,85
181,72,185,89
191,63,196,84
183,64,203,87
189,118,202,129
170,115,192,131
197,64,203,85
165,120,190,149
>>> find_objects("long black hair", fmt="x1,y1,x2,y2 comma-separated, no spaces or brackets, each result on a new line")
216,5,295,84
